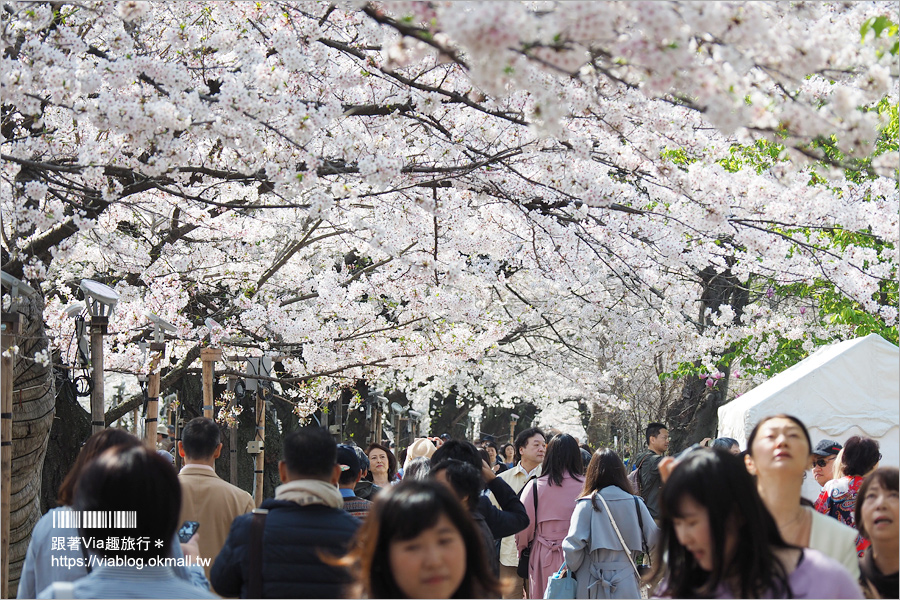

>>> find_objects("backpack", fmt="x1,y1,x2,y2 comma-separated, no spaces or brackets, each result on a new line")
627,454,650,497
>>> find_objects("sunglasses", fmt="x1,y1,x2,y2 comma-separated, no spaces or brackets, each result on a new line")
813,457,834,468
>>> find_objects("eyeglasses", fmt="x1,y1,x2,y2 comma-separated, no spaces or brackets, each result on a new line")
813,457,834,468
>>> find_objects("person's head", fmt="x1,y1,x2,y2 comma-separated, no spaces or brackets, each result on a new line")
482,440,499,464
58,428,142,506
477,448,492,468
810,439,842,487
514,427,546,467
179,416,222,461
342,479,500,598
744,414,812,482
581,448,632,496
281,426,340,484
352,444,370,477
646,422,670,454
500,443,515,463
74,445,181,561
839,436,881,478
653,447,792,599
855,467,899,546
579,448,592,473
337,444,362,487
540,433,584,486
711,437,740,455
404,438,437,471
431,459,482,511
366,442,398,481
404,456,432,481
430,439,483,473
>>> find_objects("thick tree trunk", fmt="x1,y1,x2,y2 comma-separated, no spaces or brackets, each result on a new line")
665,265,748,453
7,293,55,597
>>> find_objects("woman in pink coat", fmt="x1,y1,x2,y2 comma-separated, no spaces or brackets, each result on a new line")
516,433,585,599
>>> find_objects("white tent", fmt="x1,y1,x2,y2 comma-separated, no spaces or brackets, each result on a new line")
717,333,900,502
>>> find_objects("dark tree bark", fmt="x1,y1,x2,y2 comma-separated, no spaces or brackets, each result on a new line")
665,265,750,453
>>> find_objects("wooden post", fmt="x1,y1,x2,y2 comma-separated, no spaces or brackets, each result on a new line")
509,419,516,445
227,377,237,485
89,316,109,433
174,391,183,471
254,388,265,506
201,348,222,420
132,406,139,435
1,312,23,600
374,406,383,446
144,342,165,446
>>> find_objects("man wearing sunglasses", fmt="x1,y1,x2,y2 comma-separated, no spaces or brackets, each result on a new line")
811,439,843,488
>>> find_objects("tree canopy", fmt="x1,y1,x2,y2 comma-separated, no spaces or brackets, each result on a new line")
2,0,897,425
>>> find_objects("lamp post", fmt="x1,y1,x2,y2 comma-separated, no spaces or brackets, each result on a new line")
1,273,37,599
509,412,520,445
80,280,119,434
245,356,272,506
143,313,175,446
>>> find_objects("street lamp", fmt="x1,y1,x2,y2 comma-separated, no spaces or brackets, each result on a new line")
79,279,119,434
143,312,175,446
1,273,37,598
509,412,520,444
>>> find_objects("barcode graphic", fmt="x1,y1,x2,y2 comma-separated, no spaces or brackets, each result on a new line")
52,511,137,529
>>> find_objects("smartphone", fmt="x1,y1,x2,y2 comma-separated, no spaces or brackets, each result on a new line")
178,520,200,543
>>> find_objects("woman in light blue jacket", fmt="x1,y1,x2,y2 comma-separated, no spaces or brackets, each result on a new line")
563,449,658,599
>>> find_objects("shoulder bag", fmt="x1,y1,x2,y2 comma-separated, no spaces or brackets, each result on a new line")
517,476,539,580
633,496,652,577
594,492,648,599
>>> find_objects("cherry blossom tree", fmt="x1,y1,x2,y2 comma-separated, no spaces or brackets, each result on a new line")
2,1,897,590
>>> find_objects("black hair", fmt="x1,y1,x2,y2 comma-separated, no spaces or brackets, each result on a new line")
746,414,812,456
180,416,221,459
431,439,483,472
645,422,667,446
74,445,181,561
581,448,632,497
283,426,337,479
540,433,584,486
652,447,794,599
514,427,546,463
477,447,492,466
58,428,142,506
365,442,398,482
483,440,499,452
840,436,881,477
855,467,899,539
342,480,500,598
431,459,482,510
500,443,515,461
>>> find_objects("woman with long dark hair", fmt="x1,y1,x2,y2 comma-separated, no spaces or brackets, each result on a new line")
744,414,860,578
651,447,863,598
515,433,584,598
339,479,500,598
816,436,882,556
563,448,658,599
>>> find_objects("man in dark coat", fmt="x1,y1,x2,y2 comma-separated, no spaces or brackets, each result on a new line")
630,422,670,522
211,427,360,598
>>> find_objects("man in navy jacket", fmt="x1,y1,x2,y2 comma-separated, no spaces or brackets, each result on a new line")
211,427,360,598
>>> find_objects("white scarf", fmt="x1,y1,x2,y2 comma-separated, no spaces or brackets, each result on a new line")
274,479,344,509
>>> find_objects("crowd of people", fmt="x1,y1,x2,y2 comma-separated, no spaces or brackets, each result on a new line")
16,414,897,599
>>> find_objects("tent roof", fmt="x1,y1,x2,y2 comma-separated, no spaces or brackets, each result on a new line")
718,334,900,441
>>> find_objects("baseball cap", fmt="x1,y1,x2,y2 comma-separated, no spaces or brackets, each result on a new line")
336,444,361,478
812,439,842,457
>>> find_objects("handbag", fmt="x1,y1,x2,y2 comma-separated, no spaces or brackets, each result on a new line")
543,562,576,599
595,492,649,599
517,476,539,580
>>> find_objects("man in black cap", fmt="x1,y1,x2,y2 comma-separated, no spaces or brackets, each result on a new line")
811,439,843,488
337,443,371,520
